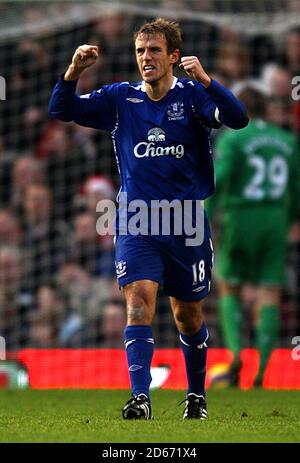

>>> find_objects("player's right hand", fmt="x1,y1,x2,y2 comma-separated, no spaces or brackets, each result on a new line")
71,44,99,70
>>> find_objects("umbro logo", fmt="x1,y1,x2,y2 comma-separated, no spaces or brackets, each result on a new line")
126,98,144,103
192,285,206,293
128,364,143,371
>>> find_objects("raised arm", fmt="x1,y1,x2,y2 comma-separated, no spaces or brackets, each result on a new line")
180,56,249,129
48,45,117,131
64,44,99,81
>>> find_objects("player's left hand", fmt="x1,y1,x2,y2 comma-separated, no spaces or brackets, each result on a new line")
179,56,211,87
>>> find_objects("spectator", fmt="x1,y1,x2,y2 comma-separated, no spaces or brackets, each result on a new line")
288,0,300,12
215,42,252,89
21,105,46,150
262,66,295,131
267,96,294,131
78,174,116,213
282,28,300,137
263,66,292,98
0,136,14,206
57,262,113,327
71,211,115,278
248,35,276,77
0,246,22,302
0,209,21,246
97,299,127,347
11,155,45,215
39,123,96,220
0,246,33,348
284,27,300,76
75,175,116,268
92,12,136,81
21,183,70,292
28,284,65,348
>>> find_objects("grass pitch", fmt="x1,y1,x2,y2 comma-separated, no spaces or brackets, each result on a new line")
0,389,299,443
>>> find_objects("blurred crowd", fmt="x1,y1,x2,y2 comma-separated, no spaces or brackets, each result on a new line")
0,3,300,350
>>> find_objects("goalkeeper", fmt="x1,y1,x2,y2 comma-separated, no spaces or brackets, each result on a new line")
206,87,300,387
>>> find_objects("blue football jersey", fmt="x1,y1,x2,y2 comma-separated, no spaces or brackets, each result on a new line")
49,75,248,235
84,77,218,204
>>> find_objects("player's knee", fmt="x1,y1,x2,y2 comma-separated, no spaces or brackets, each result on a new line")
258,287,281,307
124,282,157,324
174,309,202,334
174,310,188,324
127,304,146,323
127,304,152,324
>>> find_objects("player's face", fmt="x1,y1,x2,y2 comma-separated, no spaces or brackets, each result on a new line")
135,33,179,84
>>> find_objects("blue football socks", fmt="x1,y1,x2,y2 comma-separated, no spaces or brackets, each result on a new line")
179,322,209,397
124,325,154,399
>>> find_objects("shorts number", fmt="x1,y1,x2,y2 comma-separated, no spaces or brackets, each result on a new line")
192,260,205,285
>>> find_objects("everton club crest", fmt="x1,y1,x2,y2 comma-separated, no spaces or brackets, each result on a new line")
167,101,185,121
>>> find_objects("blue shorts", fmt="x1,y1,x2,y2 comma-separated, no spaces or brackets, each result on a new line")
114,218,214,301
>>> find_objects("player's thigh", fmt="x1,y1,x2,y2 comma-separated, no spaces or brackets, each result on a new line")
217,237,250,284
115,234,164,289
217,212,258,284
162,232,214,302
258,229,287,286
115,235,163,324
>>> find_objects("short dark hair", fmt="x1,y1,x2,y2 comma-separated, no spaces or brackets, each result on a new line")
134,18,182,54
237,87,266,119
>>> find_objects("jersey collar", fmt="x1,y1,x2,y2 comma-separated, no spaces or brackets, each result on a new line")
141,76,178,93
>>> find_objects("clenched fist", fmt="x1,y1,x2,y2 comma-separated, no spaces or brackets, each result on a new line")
64,45,99,81
179,56,211,88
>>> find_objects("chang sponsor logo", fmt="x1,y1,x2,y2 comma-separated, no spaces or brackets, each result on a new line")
133,127,184,159
148,127,166,142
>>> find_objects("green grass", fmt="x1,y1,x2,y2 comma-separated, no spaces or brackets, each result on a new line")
0,389,299,443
